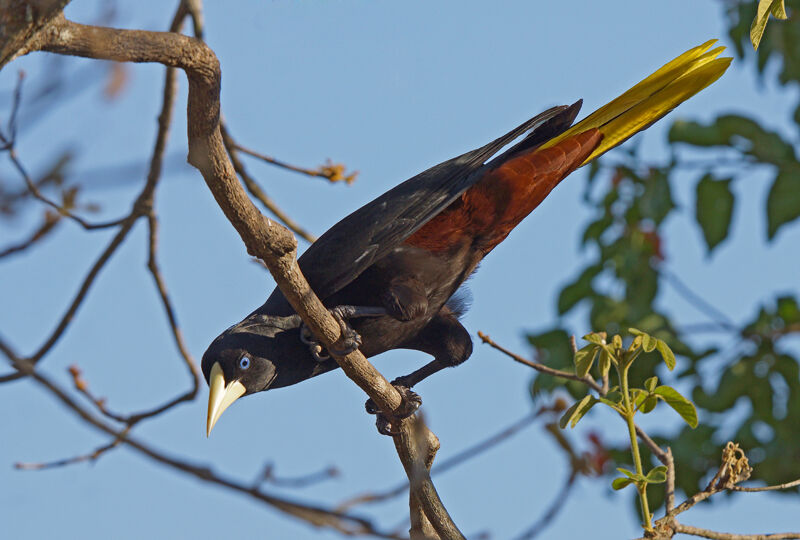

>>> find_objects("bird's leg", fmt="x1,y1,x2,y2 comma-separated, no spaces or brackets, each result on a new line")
300,305,386,361
365,309,472,435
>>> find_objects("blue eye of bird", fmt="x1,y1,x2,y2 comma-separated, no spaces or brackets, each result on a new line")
239,356,251,370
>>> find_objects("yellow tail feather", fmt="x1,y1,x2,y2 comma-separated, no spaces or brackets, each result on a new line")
540,40,732,165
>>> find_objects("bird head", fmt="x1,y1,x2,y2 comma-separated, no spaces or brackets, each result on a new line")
202,313,330,436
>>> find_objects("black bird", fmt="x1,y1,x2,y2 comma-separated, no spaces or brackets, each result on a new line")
203,42,729,435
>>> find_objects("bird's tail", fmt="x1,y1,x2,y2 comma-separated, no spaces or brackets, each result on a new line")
539,39,732,165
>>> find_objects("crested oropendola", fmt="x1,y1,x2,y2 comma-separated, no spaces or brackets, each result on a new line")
204,40,731,435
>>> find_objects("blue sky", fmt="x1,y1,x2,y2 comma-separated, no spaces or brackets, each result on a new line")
2,1,799,538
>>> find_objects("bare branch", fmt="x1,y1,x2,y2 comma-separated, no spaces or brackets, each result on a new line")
6,146,125,229
338,411,539,511
220,121,317,243
15,430,128,470
253,463,340,490
478,331,602,393
0,0,72,69
0,73,124,230
731,478,800,493
143,213,202,412
234,142,358,184
635,425,670,465
0,209,61,259
8,355,403,539
673,523,800,540
665,447,676,513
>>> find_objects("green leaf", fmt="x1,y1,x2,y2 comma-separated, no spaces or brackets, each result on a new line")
558,395,596,429
605,389,623,404
766,168,800,240
654,385,698,428
641,333,657,353
632,389,647,409
628,328,645,336
646,465,668,484
612,477,634,490
582,215,613,246
637,168,675,225
574,344,599,378
777,296,800,324
695,174,735,253
641,394,658,414
645,376,659,393
598,349,612,376
656,339,676,371
669,115,796,166
770,0,788,18
528,330,579,398
751,0,787,51
616,467,647,483
582,332,606,346
598,397,624,412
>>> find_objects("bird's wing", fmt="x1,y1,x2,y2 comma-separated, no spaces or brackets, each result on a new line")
264,104,580,308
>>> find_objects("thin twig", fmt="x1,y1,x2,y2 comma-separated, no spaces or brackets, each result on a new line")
234,142,358,184
635,425,670,465
665,447,676,513
15,429,129,470
6,70,24,142
479,331,670,467
0,214,138,384
221,121,317,243
253,463,340,490
0,210,61,258
0,103,121,225
184,0,204,38
337,410,540,511
6,354,402,539
478,331,603,393
673,523,800,540
7,147,125,230
730,477,800,492
143,213,202,408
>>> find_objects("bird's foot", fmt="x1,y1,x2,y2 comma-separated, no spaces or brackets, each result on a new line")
300,306,369,361
327,306,363,357
365,382,422,436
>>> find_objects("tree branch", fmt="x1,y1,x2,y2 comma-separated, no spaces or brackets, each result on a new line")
673,523,800,540
477,331,602,393
5,352,403,539
234,142,357,184
220,121,317,243
338,411,539,512
0,0,72,68
20,13,462,538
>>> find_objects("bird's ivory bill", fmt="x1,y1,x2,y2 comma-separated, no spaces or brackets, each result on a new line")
206,362,246,437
